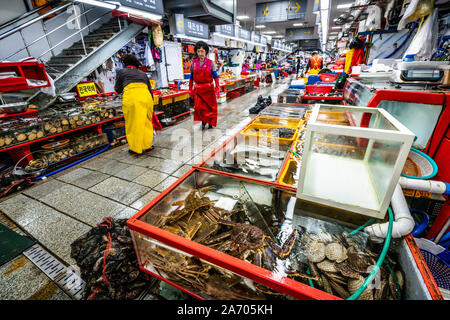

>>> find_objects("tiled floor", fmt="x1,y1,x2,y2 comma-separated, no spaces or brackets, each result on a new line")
0,78,291,299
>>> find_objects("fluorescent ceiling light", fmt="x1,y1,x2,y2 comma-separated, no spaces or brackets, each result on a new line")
332,26,342,29
117,6,162,21
255,25,266,29
293,23,303,26
262,31,276,34
74,0,117,9
236,15,249,20
337,3,353,10
74,0,162,21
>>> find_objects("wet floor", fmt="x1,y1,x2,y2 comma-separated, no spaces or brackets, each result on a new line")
0,78,292,299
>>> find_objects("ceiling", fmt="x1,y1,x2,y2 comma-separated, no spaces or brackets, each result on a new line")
235,0,355,46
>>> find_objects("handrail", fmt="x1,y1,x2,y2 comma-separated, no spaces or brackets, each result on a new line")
0,2,72,41
0,0,63,31
2,6,97,61
37,10,113,60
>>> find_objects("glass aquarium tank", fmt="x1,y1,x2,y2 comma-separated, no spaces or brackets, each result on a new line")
127,169,438,300
297,104,415,219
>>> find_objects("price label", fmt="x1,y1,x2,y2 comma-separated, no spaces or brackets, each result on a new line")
77,82,98,98
82,101,101,114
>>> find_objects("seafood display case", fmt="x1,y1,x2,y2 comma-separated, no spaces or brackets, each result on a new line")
297,104,415,219
127,168,442,300
343,77,449,151
196,105,309,186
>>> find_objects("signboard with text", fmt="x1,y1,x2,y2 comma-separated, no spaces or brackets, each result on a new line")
286,27,316,40
215,24,235,37
256,0,307,23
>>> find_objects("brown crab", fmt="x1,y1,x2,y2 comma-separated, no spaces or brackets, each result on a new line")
204,219,319,290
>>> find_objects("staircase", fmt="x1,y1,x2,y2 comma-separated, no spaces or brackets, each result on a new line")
45,19,122,80
32,19,145,108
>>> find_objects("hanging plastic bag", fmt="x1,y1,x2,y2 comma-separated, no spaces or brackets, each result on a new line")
365,5,383,31
398,0,435,30
152,25,163,48
403,8,439,61
40,71,56,96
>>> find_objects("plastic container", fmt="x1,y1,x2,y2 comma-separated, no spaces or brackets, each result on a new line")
297,104,415,219
127,168,442,300
320,74,338,82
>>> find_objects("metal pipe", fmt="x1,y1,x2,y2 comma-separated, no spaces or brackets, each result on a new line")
37,11,110,60
2,7,95,61
0,2,72,41
0,0,63,31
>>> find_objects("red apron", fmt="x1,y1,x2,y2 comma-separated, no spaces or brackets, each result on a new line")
192,58,218,127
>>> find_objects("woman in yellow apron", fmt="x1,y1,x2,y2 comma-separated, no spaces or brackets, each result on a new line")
115,54,154,156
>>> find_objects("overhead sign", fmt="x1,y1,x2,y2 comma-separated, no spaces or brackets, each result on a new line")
286,27,317,40
216,24,235,37
238,26,251,41
256,1,307,23
252,32,261,44
262,36,268,45
173,14,209,39
185,18,209,39
120,0,164,16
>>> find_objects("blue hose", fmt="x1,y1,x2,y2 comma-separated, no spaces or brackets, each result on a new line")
410,209,429,237
347,207,394,300
32,144,110,181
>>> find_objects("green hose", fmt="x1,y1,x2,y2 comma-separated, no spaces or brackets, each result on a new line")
349,217,377,236
306,267,315,288
346,207,394,300
288,148,302,158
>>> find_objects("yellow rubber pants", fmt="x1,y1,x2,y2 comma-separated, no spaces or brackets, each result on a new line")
122,83,154,154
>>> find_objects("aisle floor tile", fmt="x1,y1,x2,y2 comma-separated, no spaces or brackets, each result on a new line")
153,176,179,192
40,186,128,226
88,177,150,206
113,164,148,181
133,170,169,188
171,164,192,178
135,156,162,168
153,159,184,175
23,179,66,199
0,256,70,300
56,167,109,189
130,190,161,210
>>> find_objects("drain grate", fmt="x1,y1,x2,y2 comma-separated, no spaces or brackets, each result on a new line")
23,244,85,300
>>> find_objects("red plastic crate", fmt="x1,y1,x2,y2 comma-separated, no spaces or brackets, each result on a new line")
0,59,50,93
305,85,333,94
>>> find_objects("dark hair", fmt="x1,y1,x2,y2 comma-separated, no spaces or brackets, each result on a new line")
121,54,141,68
194,41,209,56
312,51,318,55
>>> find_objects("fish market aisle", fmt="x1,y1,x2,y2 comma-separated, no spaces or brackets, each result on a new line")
0,77,292,300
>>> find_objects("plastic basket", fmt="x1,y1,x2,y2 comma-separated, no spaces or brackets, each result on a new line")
420,250,450,290
401,147,438,180
307,75,321,84
320,74,338,82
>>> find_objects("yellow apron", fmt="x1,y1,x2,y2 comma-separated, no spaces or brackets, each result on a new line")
122,83,154,154
345,49,355,74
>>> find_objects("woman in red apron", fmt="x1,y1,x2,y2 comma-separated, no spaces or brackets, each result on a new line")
189,41,220,130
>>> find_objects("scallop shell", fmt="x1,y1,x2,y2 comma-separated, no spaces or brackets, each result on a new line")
325,242,348,263
335,261,361,279
329,279,350,299
317,259,338,273
305,240,326,263
348,276,373,300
